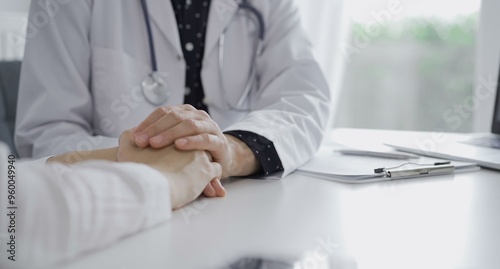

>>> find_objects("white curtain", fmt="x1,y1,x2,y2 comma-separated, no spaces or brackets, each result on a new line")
0,12,26,61
295,0,350,125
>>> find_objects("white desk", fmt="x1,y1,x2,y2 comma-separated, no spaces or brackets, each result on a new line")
58,129,500,269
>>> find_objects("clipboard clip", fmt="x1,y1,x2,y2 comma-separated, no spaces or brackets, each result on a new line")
374,161,455,179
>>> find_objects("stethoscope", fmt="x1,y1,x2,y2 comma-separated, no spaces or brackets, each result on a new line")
140,0,265,110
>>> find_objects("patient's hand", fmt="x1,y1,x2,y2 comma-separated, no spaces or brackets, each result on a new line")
117,130,225,209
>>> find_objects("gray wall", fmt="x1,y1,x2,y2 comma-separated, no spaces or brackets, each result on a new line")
474,0,500,131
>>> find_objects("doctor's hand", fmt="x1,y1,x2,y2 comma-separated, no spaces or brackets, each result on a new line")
131,105,260,179
117,129,225,209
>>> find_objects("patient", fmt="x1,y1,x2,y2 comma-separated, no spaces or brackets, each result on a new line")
0,130,224,269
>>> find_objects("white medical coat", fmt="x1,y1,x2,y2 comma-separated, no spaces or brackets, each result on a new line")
15,0,331,177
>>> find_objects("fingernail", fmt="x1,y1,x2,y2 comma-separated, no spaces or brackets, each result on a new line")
151,136,163,145
176,138,187,146
136,134,149,144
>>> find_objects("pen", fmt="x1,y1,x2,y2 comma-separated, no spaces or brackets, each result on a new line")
336,149,420,160
374,161,455,179
385,164,455,178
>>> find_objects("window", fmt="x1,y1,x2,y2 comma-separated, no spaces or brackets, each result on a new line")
335,0,481,132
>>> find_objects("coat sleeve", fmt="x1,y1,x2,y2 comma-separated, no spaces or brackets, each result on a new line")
6,160,172,269
15,0,118,158
224,0,332,177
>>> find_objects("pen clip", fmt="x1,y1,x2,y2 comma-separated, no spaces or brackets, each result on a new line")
385,164,454,178
374,161,454,178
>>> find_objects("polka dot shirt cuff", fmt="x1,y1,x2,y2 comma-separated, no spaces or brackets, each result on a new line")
224,131,284,177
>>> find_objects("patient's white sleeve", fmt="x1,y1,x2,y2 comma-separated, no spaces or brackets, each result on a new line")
2,160,172,268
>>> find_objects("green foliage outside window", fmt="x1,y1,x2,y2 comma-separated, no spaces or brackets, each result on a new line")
337,13,478,132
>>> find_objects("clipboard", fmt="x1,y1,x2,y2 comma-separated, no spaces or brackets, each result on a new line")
296,149,480,184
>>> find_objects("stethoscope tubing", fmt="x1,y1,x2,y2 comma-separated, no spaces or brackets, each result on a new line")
140,0,158,73
140,0,265,109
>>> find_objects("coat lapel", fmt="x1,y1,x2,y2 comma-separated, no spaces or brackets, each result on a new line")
205,0,239,57
147,0,183,56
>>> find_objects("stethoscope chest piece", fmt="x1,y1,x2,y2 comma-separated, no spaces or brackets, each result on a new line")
141,72,170,106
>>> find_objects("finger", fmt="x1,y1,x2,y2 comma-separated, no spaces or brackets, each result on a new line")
118,129,131,145
141,105,211,137
142,109,213,139
202,183,216,197
135,110,190,148
205,151,213,162
138,110,211,148
135,107,213,147
177,135,228,177
175,133,224,153
209,162,223,183
119,129,136,148
180,104,197,111
117,129,141,162
210,179,226,197
149,119,216,148
134,107,171,136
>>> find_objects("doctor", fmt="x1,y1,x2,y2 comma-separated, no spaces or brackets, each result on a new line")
15,0,331,178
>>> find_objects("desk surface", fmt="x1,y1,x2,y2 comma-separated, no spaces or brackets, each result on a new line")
59,129,500,269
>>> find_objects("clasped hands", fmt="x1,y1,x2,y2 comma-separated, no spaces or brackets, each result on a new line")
122,105,260,202
50,105,259,209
